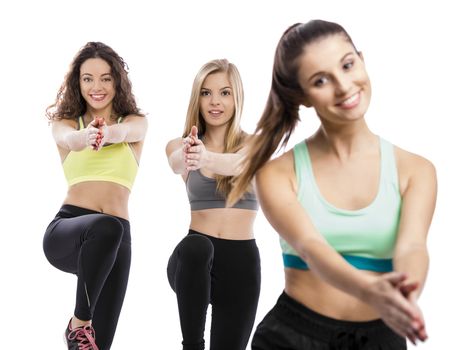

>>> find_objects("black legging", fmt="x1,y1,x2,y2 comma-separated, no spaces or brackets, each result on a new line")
167,229,261,350
43,204,131,350
252,292,406,350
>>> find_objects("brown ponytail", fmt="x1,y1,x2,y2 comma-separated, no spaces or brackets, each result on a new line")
228,20,355,205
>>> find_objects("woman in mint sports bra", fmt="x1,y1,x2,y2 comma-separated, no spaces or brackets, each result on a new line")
43,42,147,350
165,59,260,350
229,20,437,349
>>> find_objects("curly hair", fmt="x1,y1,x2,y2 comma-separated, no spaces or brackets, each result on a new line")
46,42,143,121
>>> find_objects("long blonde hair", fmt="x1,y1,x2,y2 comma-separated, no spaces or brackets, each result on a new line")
183,59,246,196
228,20,356,205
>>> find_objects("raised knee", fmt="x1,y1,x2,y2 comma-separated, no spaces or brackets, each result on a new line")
177,234,214,266
89,215,124,244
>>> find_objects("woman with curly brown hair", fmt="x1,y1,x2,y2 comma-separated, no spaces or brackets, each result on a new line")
43,42,147,350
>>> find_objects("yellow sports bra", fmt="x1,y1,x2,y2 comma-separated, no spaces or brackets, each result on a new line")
62,116,138,190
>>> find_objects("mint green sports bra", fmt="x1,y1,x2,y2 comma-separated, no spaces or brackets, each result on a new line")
282,137,402,272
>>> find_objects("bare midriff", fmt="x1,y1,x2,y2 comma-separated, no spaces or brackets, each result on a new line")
63,181,130,220
284,268,382,321
190,208,257,240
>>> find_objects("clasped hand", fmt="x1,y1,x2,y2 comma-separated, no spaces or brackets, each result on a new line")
85,117,109,151
182,126,207,171
369,272,427,345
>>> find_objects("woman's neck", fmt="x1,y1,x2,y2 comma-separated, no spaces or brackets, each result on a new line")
85,106,115,124
203,125,227,149
313,118,377,159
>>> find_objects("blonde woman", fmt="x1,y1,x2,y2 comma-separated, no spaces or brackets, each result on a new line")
230,20,436,349
166,59,260,350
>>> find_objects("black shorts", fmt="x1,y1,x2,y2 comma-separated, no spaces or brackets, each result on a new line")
252,291,406,350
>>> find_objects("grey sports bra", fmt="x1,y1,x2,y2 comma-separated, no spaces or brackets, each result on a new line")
186,169,258,211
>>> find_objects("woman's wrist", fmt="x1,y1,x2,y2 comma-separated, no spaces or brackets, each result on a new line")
106,124,126,144
353,273,377,303
65,128,88,150
201,149,211,169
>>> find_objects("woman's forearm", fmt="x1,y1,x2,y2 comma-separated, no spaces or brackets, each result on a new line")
106,120,147,144
168,147,187,174
299,237,375,302
394,245,429,298
61,129,88,151
203,151,243,176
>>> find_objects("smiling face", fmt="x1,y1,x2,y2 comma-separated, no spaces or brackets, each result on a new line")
199,72,235,130
79,58,116,114
297,33,371,125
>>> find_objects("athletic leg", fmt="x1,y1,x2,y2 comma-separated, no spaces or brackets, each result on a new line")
209,238,261,350
92,220,131,350
167,232,214,350
43,205,129,348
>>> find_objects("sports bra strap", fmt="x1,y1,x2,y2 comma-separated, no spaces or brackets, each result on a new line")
78,116,85,129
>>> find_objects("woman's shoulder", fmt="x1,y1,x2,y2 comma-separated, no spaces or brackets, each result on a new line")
393,144,436,192
255,149,296,198
239,131,252,143
236,132,254,153
394,144,435,172
258,148,295,179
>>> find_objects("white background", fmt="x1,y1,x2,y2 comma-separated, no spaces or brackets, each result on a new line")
0,0,469,349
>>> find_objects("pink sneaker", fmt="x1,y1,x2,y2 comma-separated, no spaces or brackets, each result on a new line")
64,319,99,350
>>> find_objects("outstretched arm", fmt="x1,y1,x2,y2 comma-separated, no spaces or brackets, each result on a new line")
394,152,437,341
168,126,245,176
166,136,189,175
256,153,424,342
95,115,147,149
52,118,98,151
185,126,245,176
394,154,436,297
